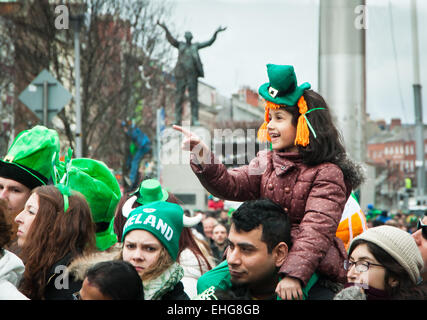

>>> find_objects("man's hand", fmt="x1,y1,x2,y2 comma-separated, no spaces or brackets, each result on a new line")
275,276,303,300
173,125,210,164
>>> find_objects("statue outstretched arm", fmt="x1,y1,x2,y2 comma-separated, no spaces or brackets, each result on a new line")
198,26,227,49
157,20,179,48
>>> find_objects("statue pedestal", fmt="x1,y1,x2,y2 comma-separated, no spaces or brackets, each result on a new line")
159,125,211,211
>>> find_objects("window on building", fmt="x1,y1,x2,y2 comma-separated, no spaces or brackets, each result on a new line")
173,194,196,205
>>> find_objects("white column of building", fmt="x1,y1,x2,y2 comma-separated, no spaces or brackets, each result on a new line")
411,0,425,197
318,0,369,204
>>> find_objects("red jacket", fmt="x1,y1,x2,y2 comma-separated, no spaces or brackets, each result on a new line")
190,150,351,285
208,199,224,210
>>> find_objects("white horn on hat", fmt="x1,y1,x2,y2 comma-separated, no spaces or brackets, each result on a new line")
122,195,137,218
183,213,203,227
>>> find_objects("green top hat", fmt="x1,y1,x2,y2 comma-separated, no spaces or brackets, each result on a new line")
0,125,60,189
122,201,184,260
58,158,121,251
258,64,311,106
132,179,169,205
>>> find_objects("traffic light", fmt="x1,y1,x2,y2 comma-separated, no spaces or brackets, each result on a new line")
405,178,414,195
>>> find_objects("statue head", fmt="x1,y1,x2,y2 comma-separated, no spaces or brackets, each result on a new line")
184,31,193,43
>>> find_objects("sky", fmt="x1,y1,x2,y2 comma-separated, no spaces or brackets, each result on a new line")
162,0,427,124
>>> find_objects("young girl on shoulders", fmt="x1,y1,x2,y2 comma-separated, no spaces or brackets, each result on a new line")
174,64,364,299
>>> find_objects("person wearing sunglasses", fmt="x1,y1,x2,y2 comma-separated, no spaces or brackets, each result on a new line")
334,225,424,300
412,214,427,283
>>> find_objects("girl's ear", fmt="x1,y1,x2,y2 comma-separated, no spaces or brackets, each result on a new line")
273,242,288,267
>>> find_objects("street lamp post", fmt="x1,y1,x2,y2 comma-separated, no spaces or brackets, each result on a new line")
70,11,85,158
411,0,425,198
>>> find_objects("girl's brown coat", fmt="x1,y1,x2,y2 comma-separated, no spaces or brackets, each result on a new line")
190,150,351,285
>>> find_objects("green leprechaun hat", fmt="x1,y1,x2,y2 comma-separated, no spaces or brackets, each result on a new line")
0,125,60,189
257,64,324,147
132,179,169,205
56,157,122,251
258,64,311,106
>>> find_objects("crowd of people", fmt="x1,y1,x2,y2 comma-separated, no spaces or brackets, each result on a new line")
0,64,426,301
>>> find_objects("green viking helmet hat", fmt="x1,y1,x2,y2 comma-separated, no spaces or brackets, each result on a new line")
57,157,121,251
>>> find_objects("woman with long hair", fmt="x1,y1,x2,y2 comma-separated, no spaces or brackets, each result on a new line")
15,185,96,300
177,225,214,298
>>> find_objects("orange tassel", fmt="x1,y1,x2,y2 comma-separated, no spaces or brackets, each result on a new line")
257,100,281,142
257,121,270,142
294,115,310,147
258,96,313,146
294,96,310,147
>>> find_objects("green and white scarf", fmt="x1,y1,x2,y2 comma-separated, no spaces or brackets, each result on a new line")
143,262,184,300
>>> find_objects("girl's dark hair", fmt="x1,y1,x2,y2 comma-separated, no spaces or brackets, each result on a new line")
19,185,96,300
283,90,365,189
284,89,346,165
86,260,144,300
349,239,416,298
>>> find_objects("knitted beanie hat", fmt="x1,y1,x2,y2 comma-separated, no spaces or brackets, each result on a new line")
122,201,204,261
122,201,181,261
349,226,424,284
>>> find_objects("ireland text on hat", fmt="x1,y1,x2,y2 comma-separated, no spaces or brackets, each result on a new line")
124,213,173,241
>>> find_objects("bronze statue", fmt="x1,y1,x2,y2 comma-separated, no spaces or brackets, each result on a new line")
157,21,226,126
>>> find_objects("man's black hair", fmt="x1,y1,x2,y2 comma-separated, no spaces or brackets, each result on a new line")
86,260,144,300
231,199,292,253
